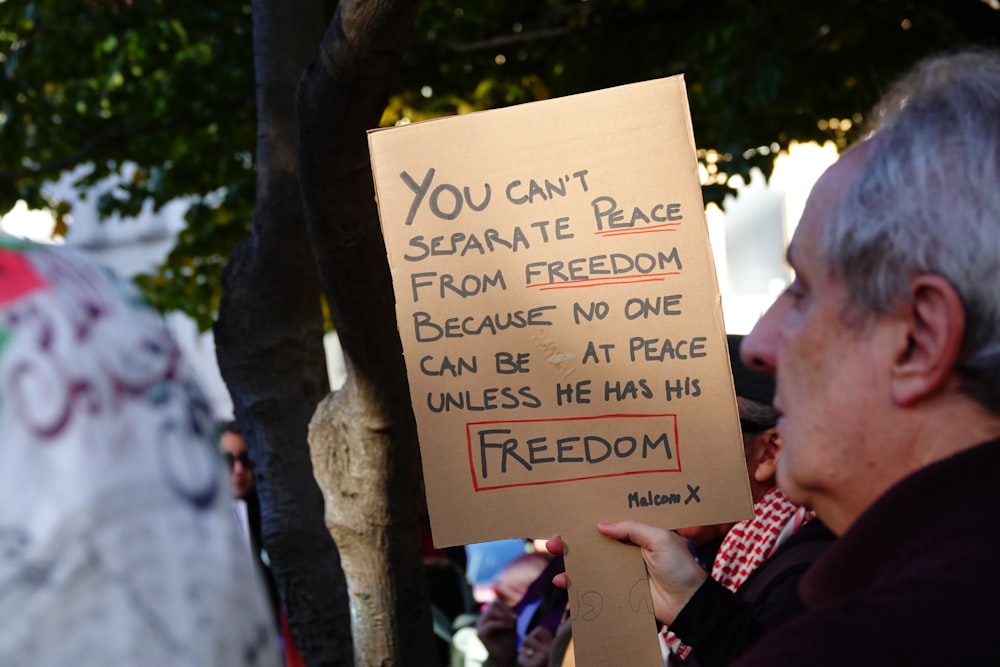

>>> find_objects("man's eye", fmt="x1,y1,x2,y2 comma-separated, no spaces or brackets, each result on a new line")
784,280,807,307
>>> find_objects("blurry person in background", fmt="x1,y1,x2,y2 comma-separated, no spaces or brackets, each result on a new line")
476,547,567,667
221,420,256,499
218,421,305,667
219,421,282,631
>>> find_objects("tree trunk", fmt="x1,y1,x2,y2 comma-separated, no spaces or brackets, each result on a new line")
215,1,355,665
296,0,434,665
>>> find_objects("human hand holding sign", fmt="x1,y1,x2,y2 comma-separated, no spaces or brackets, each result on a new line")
547,522,707,626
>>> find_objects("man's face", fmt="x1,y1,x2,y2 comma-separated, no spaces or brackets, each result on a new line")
220,431,254,499
741,145,897,531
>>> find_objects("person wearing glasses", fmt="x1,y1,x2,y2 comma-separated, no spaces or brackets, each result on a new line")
220,420,256,501
219,422,287,651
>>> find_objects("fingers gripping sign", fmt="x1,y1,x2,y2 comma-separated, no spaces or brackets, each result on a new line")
553,527,667,666
597,521,707,624
549,524,707,632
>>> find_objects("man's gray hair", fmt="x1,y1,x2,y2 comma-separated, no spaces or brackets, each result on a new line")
821,49,1000,413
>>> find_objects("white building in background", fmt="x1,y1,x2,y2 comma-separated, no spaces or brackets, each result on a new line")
711,141,839,333
0,142,836,419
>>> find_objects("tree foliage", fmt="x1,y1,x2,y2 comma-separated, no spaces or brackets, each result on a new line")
396,0,1000,197
2,1,998,327
0,0,256,326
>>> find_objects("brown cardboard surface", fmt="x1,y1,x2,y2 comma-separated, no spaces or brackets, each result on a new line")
560,525,665,666
368,75,752,667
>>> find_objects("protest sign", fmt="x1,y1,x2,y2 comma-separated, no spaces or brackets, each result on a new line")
368,75,752,666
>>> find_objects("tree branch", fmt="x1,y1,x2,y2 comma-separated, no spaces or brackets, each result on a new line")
0,121,174,183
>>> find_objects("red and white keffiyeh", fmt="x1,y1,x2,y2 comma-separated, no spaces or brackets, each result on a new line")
661,487,813,662
711,486,810,592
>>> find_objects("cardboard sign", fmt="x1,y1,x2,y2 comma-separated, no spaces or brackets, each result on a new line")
368,76,752,667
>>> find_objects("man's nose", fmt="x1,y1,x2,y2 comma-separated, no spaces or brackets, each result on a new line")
742,305,780,376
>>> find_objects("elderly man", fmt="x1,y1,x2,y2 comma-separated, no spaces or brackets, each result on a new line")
562,50,1000,665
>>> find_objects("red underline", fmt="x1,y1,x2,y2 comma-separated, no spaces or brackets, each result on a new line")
594,223,681,237
525,271,681,290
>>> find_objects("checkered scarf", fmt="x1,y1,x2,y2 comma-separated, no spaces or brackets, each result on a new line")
661,487,811,662
712,486,807,592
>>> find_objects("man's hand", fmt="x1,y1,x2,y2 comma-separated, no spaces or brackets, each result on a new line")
543,537,569,589
546,522,707,625
476,598,518,666
517,626,554,667
598,521,707,623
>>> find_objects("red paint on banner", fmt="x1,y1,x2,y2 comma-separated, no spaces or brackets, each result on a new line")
0,250,48,305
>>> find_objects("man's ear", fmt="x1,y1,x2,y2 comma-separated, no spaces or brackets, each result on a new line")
751,430,781,484
890,274,965,406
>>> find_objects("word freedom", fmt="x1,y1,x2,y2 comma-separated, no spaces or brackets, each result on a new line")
476,427,674,479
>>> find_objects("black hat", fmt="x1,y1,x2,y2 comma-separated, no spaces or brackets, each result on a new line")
727,334,775,406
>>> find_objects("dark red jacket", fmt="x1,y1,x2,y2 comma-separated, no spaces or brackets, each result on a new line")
735,438,1000,666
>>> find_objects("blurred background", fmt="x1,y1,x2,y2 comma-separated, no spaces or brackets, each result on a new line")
3,4,998,664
